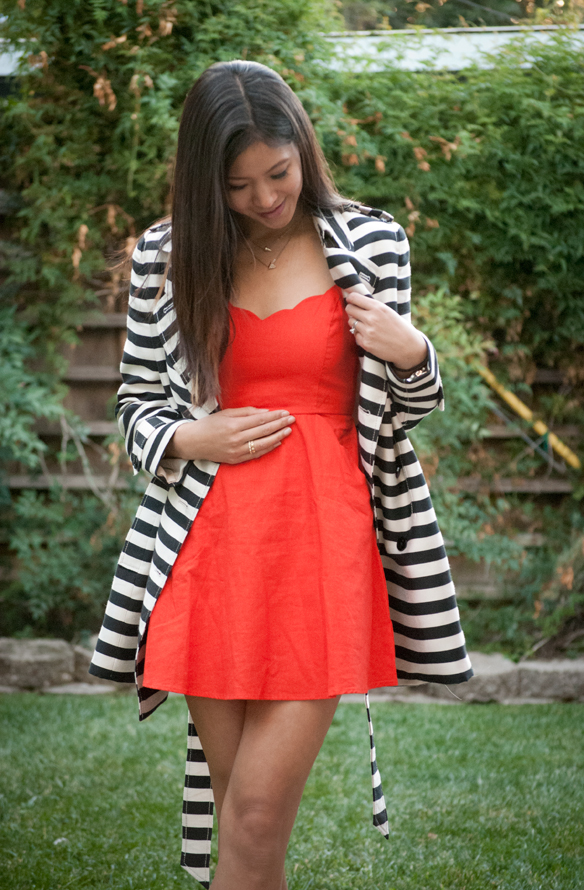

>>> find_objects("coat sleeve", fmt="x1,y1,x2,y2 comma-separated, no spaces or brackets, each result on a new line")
372,222,445,431
116,234,192,485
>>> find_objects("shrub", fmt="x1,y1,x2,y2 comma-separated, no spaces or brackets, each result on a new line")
1,7,582,648
0,0,340,484
0,305,65,492
2,486,141,639
328,37,584,376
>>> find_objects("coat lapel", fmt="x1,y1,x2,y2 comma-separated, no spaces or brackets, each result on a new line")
313,210,388,445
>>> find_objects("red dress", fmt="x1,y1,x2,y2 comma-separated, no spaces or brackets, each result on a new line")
143,285,397,699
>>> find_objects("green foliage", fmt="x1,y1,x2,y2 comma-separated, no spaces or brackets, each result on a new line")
341,0,535,31
1,4,583,646
408,289,526,567
329,37,584,374
339,0,584,31
535,532,584,650
0,202,67,491
1,486,140,638
0,0,338,324
0,0,341,635
457,503,584,657
0,0,340,484
410,288,494,477
330,40,584,652
0,305,65,480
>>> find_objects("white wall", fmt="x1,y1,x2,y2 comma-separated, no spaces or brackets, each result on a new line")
324,25,584,72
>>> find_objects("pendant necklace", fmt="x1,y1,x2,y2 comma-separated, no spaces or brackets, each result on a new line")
247,223,298,270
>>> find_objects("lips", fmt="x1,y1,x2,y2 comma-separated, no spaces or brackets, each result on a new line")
258,200,286,220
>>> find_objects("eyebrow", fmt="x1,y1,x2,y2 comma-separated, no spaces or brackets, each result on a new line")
228,157,290,180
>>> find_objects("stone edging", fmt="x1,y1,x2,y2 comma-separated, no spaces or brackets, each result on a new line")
368,652,584,703
0,638,119,693
1,641,583,701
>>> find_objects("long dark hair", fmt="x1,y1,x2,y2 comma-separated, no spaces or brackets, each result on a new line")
171,60,343,406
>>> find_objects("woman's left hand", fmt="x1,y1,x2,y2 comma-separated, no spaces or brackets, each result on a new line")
344,291,427,369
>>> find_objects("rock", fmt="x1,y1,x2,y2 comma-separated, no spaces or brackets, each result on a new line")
517,658,584,701
500,696,557,705
0,639,120,690
43,682,117,695
0,638,74,689
371,681,432,698
73,644,92,680
72,644,117,687
420,654,584,703
419,652,519,703
370,691,458,705
362,654,523,703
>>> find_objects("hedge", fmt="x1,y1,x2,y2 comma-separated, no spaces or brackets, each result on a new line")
0,4,582,650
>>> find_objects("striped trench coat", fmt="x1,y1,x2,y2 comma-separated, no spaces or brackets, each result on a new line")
89,202,473,887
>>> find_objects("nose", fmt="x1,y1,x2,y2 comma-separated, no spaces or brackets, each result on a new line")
252,181,279,210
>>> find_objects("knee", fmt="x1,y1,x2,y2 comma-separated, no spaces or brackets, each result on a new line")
226,795,285,852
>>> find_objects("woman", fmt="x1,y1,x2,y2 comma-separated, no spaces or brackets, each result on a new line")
89,60,472,889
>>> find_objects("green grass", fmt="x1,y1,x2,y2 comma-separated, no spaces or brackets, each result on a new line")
0,694,582,890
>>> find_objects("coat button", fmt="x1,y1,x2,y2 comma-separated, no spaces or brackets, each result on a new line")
397,536,407,551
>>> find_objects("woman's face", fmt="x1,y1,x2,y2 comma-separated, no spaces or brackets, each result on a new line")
226,141,303,233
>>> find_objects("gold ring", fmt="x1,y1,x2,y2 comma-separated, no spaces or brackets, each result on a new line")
248,440,256,454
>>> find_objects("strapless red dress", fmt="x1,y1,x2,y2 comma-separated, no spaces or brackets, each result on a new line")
143,285,397,699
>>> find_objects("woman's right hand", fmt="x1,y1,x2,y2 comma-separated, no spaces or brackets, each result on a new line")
165,407,295,464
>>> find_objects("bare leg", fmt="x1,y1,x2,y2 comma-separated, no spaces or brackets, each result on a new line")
186,697,289,887
185,697,247,822
185,696,340,890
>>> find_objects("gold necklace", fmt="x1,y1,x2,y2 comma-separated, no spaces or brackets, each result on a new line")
246,221,299,270
250,230,286,252
248,234,293,270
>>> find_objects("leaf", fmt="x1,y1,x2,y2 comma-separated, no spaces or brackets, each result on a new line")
101,35,127,51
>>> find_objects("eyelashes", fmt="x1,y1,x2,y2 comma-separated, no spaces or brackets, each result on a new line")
228,169,289,191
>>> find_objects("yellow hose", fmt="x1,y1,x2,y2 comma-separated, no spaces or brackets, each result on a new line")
475,364,581,471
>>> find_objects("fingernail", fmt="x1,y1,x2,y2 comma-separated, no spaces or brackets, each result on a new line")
287,416,295,423
283,427,292,435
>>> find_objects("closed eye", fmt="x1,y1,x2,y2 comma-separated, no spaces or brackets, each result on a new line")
228,167,289,191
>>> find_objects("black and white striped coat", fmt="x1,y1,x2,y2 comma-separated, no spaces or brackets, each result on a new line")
89,203,472,887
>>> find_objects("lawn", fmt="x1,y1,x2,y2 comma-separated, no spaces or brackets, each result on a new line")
0,693,582,890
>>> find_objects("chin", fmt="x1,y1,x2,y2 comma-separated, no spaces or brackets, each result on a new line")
266,215,293,229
